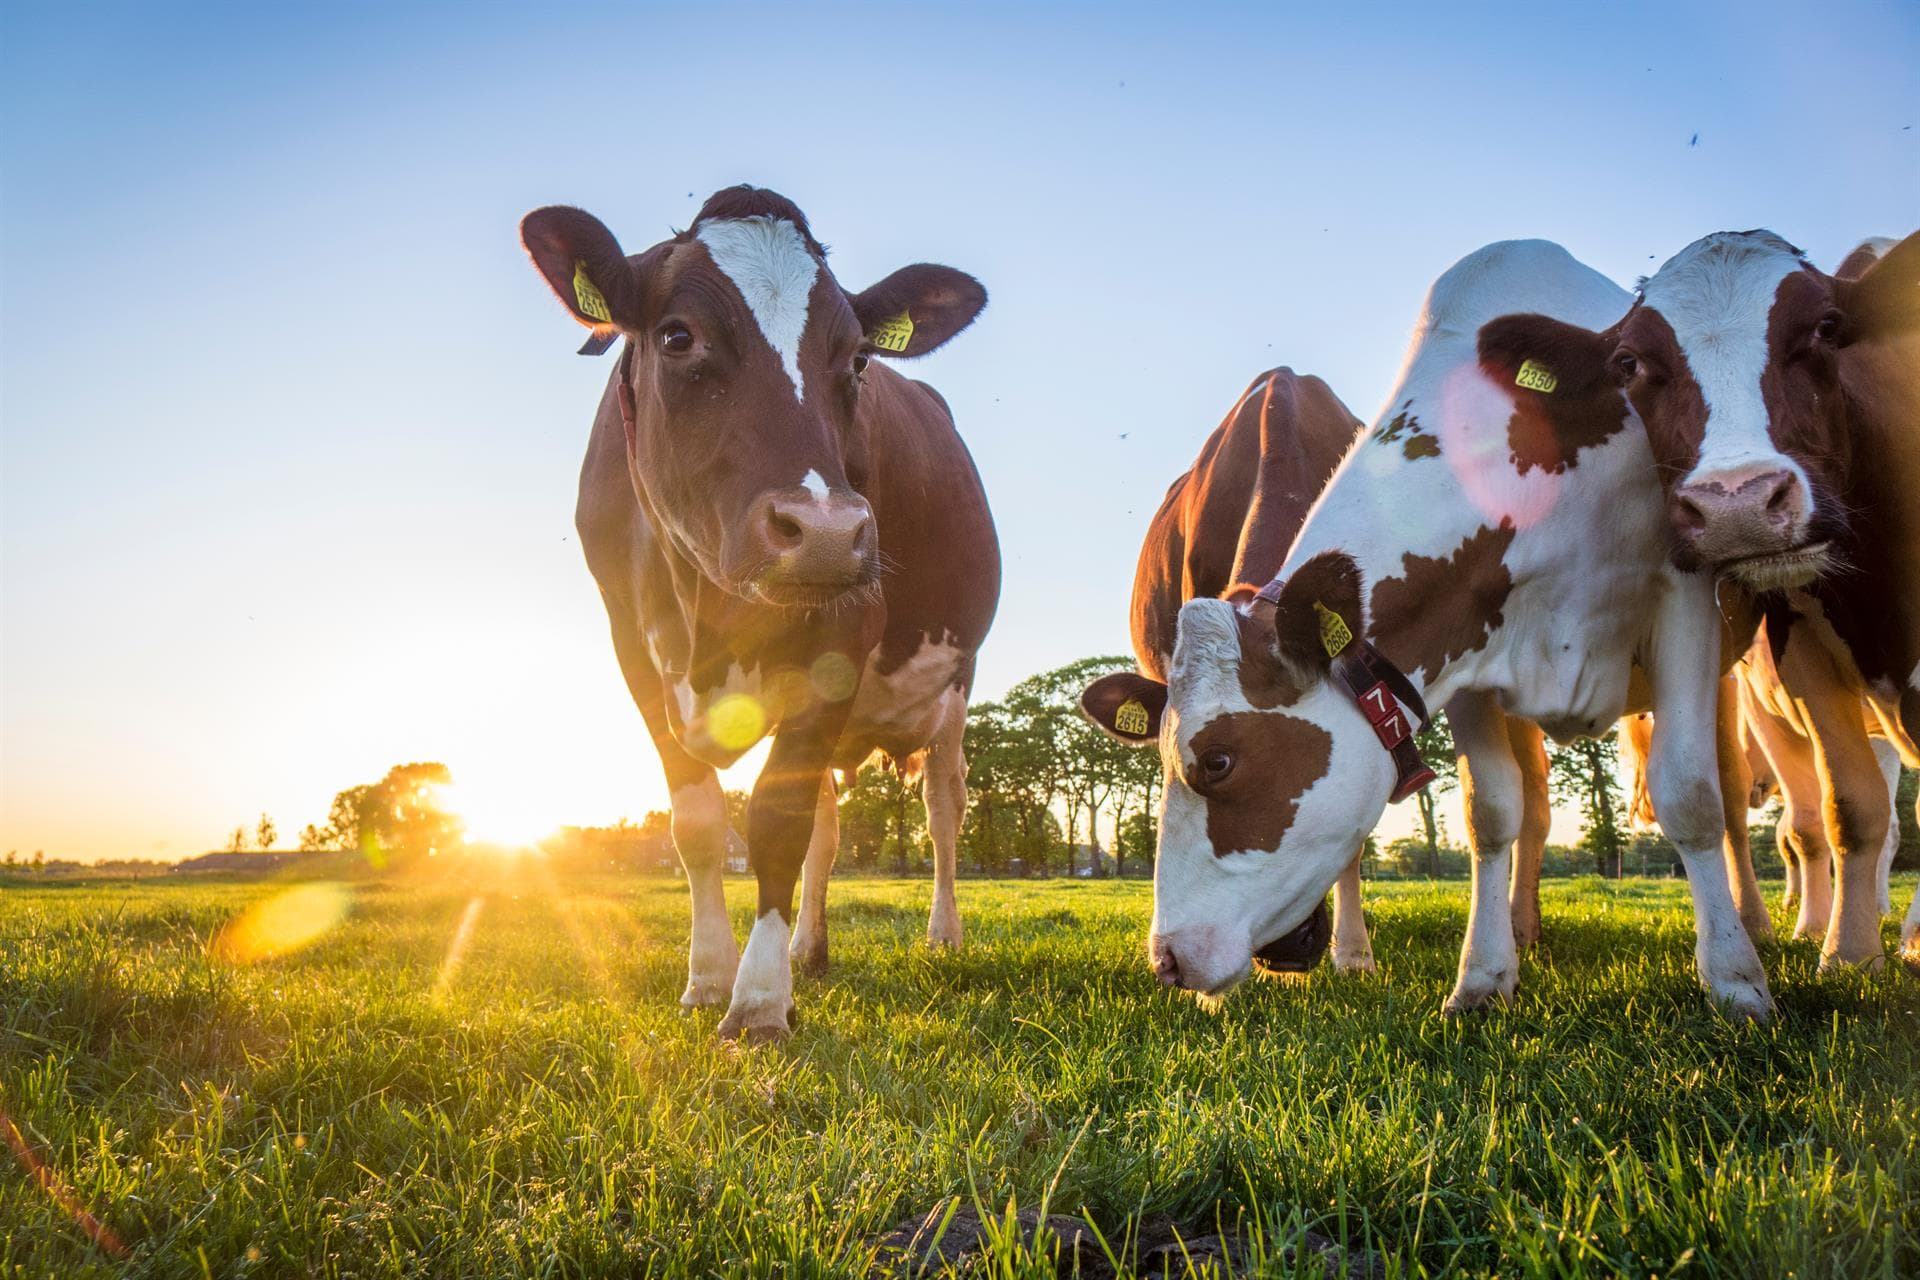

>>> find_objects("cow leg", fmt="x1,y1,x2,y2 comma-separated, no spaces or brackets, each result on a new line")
1871,737,1901,916
670,772,742,1007
1444,691,1521,1014
1904,787,1920,968
1644,582,1770,1020
788,774,839,976
1506,718,1549,951
601,607,739,1007
1789,807,1835,941
923,697,967,949
718,705,851,1044
1796,690,1889,971
1745,700,1829,939
1330,853,1375,973
1780,818,1801,915
1716,675,1774,942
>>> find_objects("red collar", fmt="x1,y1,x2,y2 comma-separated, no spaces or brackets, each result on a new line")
1252,581,1436,804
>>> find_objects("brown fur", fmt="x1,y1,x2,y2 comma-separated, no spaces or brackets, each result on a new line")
1367,521,1519,684
1187,711,1334,855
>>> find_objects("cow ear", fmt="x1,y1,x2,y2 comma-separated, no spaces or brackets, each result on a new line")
849,264,987,357
1260,551,1363,674
1081,672,1167,745
1476,312,1616,397
520,206,641,339
1834,229,1920,344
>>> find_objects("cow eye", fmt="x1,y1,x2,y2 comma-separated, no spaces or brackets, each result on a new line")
1197,749,1235,785
660,326,694,355
852,352,870,375
1610,350,1640,381
1813,311,1843,344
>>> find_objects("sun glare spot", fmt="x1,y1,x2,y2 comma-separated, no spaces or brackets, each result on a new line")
708,693,767,751
810,651,858,702
433,780,555,850
209,882,351,965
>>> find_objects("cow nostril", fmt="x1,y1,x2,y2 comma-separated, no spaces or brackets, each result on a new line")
1764,473,1798,518
1153,946,1182,987
768,511,803,549
1674,495,1707,536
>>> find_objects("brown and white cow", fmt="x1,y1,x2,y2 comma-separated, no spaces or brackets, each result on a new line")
520,187,999,1040
1083,240,1772,1018
1084,367,1554,969
1488,229,1920,968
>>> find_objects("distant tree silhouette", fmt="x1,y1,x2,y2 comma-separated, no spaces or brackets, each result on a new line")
227,827,247,854
255,813,277,852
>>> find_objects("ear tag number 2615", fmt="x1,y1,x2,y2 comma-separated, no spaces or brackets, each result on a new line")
573,261,613,324
1114,699,1151,736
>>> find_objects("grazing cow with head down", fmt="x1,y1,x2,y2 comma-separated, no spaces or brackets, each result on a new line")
1085,367,1554,970
1488,229,1920,967
1084,240,1771,1018
520,186,999,1040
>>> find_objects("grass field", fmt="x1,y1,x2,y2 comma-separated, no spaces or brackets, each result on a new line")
3,867,1917,1278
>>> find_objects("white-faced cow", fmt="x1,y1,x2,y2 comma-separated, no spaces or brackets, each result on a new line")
1486,229,1920,968
1083,368,1554,969
1084,240,1772,1019
520,187,999,1040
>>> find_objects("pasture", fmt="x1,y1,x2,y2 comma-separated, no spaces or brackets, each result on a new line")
3,869,1917,1278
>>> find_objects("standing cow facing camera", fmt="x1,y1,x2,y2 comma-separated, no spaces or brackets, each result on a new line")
1085,240,1772,1020
520,186,999,1042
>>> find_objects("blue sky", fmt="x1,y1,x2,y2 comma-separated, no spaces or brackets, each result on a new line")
3,1,1915,859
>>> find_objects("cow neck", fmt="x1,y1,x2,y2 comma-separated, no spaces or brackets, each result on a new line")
1826,338,1920,694
1251,577,1436,803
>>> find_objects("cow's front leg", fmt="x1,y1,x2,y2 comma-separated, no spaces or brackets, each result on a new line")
1903,785,1920,967
922,695,966,949
718,708,849,1045
1329,853,1375,973
671,773,741,1007
1716,676,1774,942
789,775,838,976
1780,818,1802,915
1645,583,1770,1020
1444,692,1521,1014
1506,718,1550,951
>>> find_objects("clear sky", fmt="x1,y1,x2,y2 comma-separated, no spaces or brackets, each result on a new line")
3,1,1915,860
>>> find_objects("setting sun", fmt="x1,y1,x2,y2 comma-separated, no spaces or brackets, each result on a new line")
433,780,556,851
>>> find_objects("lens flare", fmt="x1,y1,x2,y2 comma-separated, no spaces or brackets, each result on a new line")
209,882,351,965
810,651,858,702
708,694,767,751
433,896,486,998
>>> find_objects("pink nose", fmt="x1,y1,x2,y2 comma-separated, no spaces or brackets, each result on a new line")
752,490,874,583
1150,938,1184,988
1670,467,1807,564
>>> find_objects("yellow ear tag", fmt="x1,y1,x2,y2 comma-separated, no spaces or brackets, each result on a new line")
1515,359,1558,394
869,312,915,353
1114,699,1151,736
1313,602,1353,658
572,261,612,324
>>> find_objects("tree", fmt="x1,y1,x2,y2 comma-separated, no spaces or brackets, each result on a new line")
296,823,327,852
317,763,463,866
1411,713,1461,876
1548,736,1625,877
30,850,44,873
255,813,277,852
227,826,247,854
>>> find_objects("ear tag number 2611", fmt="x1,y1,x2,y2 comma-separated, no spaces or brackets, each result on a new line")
870,312,915,353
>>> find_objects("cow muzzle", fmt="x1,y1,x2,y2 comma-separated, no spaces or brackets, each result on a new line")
739,487,877,605
1251,899,1332,974
1148,921,1255,996
1670,465,1827,588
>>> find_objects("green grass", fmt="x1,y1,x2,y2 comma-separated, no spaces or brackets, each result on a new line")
3,868,1917,1278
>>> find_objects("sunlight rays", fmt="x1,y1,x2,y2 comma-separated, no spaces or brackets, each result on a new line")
0,1105,127,1259
432,895,487,999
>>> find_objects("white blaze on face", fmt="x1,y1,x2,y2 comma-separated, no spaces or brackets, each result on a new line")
1641,232,1811,486
695,217,821,404
800,469,830,500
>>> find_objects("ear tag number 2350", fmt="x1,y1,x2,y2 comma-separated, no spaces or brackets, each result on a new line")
1515,359,1558,394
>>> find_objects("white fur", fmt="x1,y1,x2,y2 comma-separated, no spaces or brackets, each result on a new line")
800,468,829,500
720,912,794,1039
1641,232,1815,494
695,217,820,404
671,778,739,1007
1873,737,1901,915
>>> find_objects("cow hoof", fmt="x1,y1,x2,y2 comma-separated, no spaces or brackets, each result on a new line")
1709,984,1773,1024
1816,949,1886,975
718,1004,796,1045
792,944,829,978
680,978,735,1009
927,921,963,950
1511,923,1541,951
1330,951,1376,975
1443,973,1515,1015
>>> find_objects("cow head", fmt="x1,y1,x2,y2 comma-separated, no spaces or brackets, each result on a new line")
521,187,986,608
1080,554,1395,995
1477,229,1920,590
